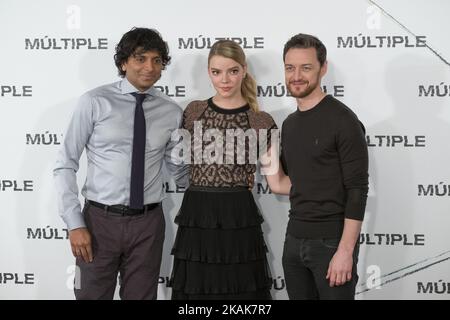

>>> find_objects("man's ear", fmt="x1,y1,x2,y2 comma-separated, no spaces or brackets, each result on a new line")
320,61,328,77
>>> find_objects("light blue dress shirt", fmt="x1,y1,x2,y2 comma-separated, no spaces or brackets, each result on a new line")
54,78,189,230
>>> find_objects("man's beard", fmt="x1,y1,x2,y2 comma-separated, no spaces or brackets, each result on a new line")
287,71,321,98
288,82,316,98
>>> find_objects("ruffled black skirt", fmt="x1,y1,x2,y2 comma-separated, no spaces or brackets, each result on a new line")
170,186,272,300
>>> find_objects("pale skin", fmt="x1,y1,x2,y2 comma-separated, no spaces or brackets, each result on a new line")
282,47,362,287
261,146,291,195
208,55,247,108
69,48,164,263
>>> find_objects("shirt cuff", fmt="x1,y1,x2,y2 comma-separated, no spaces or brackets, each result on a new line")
63,212,86,231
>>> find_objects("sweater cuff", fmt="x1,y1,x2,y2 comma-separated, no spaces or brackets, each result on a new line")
344,188,368,221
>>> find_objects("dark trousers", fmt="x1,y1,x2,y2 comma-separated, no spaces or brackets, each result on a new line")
74,202,165,300
282,233,359,300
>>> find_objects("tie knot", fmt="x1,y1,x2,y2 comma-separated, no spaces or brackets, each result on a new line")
131,92,147,104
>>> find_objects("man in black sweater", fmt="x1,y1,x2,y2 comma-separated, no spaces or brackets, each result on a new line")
266,34,368,299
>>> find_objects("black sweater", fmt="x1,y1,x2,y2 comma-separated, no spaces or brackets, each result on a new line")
281,95,369,239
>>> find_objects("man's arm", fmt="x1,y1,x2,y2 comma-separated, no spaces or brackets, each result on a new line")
327,113,369,287
164,111,190,188
53,93,94,262
326,218,362,286
261,145,291,195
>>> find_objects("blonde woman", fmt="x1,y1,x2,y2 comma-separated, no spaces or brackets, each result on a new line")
170,40,277,299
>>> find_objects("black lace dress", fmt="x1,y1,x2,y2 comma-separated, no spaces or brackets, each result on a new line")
170,98,276,299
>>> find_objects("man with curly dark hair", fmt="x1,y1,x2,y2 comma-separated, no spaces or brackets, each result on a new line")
54,27,188,300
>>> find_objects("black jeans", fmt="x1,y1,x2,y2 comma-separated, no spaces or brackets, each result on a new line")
282,233,359,300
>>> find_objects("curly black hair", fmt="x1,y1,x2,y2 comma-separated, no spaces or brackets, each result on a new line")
114,27,171,77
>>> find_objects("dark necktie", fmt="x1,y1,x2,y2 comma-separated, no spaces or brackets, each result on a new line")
129,92,147,209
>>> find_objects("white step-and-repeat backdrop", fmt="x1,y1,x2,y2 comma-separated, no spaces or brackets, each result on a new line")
1,0,449,299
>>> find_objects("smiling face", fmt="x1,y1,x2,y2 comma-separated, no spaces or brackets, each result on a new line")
208,55,247,100
284,47,327,99
122,48,163,92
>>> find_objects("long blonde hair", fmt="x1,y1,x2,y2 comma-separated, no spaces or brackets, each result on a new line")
208,40,259,112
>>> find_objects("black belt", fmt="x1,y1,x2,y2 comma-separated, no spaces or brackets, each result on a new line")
87,200,160,216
